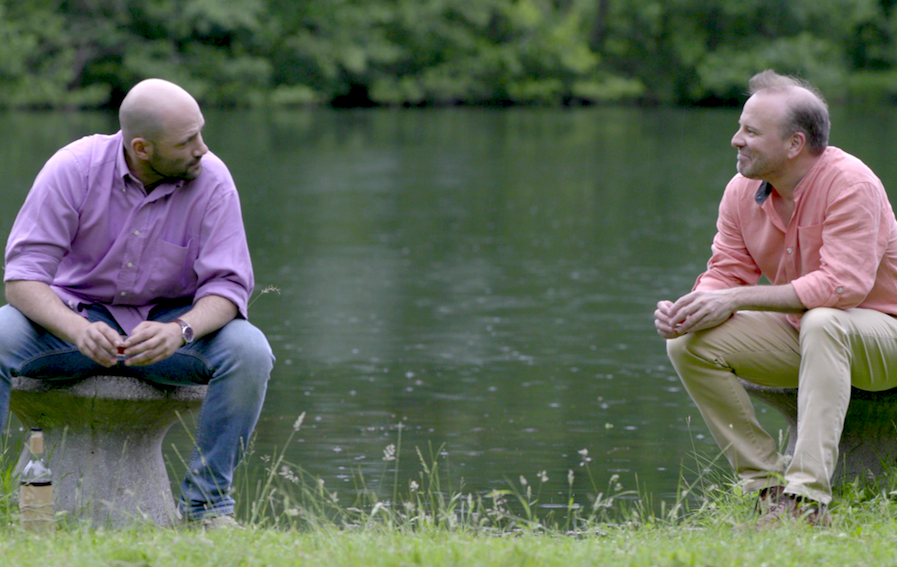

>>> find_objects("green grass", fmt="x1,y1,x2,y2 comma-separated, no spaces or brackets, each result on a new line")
3,418,897,566
2,511,897,567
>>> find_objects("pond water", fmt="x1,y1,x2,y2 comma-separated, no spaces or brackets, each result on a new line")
3,104,897,512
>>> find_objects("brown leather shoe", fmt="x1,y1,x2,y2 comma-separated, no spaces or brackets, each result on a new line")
756,485,786,515
733,485,785,531
753,494,832,529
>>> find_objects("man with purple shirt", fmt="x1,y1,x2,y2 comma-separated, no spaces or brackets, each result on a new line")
1,79,273,529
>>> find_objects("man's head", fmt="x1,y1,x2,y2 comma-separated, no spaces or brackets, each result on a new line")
747,70,830,156
119,79,208,187
731,70,829,183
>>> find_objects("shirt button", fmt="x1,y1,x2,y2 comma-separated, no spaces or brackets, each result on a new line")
121,291,127,296
836,287,843,294
133,230,140,236
786,248,793,254
127,262,133,268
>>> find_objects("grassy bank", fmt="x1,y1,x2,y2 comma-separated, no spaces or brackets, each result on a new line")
3,419,897,566
2,513,897,567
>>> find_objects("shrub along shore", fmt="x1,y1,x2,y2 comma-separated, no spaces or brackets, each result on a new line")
6,1,897,110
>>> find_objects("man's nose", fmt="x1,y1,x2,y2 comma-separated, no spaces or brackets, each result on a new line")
194,134,209,156
731,131,743,148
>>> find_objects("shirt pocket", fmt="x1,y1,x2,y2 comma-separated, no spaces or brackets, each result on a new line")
148,239,196,298
797,223,824,274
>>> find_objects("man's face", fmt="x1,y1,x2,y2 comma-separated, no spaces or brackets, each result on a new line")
147,109,208,183
730,92,791,181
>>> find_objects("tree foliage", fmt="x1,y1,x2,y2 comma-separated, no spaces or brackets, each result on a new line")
2,0,897,108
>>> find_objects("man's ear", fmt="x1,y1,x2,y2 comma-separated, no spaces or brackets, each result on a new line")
787,132,807,159
131,137,153,160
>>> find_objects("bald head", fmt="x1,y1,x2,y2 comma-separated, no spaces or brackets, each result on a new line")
119,79,209,187
119,79,202,146
747,70,830,156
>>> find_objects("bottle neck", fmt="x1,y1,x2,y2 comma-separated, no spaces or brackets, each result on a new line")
29,432,44,457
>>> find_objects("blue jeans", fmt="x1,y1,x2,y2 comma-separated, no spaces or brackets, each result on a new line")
0,302,273,520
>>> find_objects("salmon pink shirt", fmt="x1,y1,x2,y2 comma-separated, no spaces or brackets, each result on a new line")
694,146,897,329
4,132,254,334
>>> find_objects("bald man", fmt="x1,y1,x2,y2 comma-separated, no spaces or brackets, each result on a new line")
1,79,273,529
657,70,897,527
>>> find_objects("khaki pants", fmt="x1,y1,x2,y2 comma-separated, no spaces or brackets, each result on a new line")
667,307,897,504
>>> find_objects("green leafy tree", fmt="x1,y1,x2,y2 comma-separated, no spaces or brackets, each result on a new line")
0,1,109,108
602,0,888,104
4,0,897,107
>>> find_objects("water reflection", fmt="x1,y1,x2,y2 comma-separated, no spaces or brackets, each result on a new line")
5,105,896,511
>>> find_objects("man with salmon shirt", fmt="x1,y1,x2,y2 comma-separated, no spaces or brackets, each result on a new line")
1,79,273,529
656,70,897,527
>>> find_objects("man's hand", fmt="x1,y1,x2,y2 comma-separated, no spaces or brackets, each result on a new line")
665,290,738,336
655,291,738,339
654,300,682,339
118,296,238,366
120,321,183,366
75,321,126,367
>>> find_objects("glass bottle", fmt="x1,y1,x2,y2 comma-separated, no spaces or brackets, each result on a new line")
20,427,54,534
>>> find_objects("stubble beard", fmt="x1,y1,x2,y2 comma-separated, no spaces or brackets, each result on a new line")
736,153,777,181
150,157,202,183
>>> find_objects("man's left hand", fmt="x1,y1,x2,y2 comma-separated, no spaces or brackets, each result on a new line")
120,321,183,366
664,290,737,336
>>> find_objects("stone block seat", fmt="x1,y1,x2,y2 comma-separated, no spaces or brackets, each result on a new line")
740,378,897,484
10,375,207,527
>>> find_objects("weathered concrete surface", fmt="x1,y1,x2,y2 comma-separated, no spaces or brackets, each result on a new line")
740,379,897,483
10,375,207,527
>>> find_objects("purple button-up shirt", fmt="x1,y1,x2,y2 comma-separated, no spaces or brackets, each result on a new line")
5,131,254,334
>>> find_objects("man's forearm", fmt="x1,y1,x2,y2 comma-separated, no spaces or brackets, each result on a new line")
5,280,89,343
723,284,807,313
176,295,238,340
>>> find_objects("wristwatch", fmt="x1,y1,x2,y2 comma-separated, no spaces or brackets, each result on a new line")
174,318,195,345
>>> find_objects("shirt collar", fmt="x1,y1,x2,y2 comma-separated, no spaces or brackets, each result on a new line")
755,181,772,205
753,148,832,206
115,131,133,183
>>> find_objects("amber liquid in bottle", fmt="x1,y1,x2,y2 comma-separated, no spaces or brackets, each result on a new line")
20,427,54,534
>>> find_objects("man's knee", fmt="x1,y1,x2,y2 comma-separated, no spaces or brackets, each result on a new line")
666,334,692,365
798,307,845,343
666,331,713,370
0,305,40,354
213,319,275,376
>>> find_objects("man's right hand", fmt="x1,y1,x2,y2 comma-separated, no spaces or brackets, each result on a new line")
74,321,125,368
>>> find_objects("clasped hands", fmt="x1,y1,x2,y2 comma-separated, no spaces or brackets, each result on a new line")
654,289,736,339
75,320,184,367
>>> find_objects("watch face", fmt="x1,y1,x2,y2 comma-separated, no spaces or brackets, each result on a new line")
177,319,195,343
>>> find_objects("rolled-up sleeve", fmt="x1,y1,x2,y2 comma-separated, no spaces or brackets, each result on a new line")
790,181,885,310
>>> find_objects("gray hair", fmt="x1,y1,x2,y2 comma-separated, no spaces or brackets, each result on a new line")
748,70,830,156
